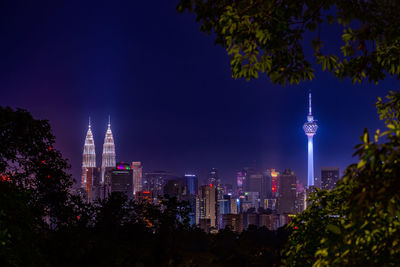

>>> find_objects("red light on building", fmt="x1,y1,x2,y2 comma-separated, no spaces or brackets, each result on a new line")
271,169,278,193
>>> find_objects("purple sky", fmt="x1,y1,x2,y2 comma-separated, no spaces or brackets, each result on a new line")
0,1,395,186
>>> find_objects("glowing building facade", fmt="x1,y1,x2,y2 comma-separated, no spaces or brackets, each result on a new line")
132,161,143,195
198,184,219,230
236,170,246,196
303,92,318,187
101,117,116,185
111,162,133,199
82,118,96,200
277,169,297,214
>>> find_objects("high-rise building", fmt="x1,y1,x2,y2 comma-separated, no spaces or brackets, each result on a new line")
321,167,340,190
230,198,239,214
187,195,197,226
244,212,259,229
261,170,273,199
82,118,96,201
131,161,143,195
185,174,198,195
198,185,219,229
209,168,223,200
259,213,274,231
208,168,219,186
221,214,243,232
277,169,297,214
236,170,246,196
263,198,276,210
303,92,318,187
164,179,184,200
241,191,260,212
101,117,116,187
143,171,175,197
296,190,307,213
245,171,263,193
111,163,133,199
218,195,231,215
269,169,279,197
220,184,233,196
89,167,101,201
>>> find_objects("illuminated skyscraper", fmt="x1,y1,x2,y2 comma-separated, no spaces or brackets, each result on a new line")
208,168,220,187
131,161,143,195
82,118,96,200
111,163,133,199
303,92,318,187
237,170,245,196
198,185,219,229
101,117,116,185
267,169,279,197
277,169,297,214
185,174,198,195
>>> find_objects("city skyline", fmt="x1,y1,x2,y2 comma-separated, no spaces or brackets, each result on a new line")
0,1,394,187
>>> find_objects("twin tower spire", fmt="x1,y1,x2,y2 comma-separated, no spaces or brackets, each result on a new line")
82,117,116,190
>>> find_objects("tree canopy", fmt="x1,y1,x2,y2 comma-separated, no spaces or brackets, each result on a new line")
177,0,400,85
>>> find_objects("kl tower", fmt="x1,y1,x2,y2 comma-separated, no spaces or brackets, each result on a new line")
303,92,318,187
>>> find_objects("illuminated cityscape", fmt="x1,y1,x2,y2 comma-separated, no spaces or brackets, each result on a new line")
78,91,338,232
77,112,336,231
2,1,398,265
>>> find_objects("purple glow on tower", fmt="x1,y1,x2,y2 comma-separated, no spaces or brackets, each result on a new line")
303,92,318,187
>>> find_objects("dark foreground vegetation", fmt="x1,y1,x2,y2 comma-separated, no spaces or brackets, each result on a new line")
2,91,400,266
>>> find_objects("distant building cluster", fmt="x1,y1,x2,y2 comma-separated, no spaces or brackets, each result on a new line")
78,93,341,232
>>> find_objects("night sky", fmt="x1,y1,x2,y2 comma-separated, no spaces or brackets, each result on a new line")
0,1,396,186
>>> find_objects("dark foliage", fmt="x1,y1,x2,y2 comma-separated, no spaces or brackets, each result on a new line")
177,0,400,85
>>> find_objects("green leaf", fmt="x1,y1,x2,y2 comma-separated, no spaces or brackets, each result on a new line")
387,124,395,129
326,224,341,234
357,159,366,169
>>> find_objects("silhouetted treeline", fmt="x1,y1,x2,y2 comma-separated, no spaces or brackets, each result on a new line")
1,185,288,266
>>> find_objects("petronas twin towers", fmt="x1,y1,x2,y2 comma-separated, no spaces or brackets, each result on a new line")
81,117,116,199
